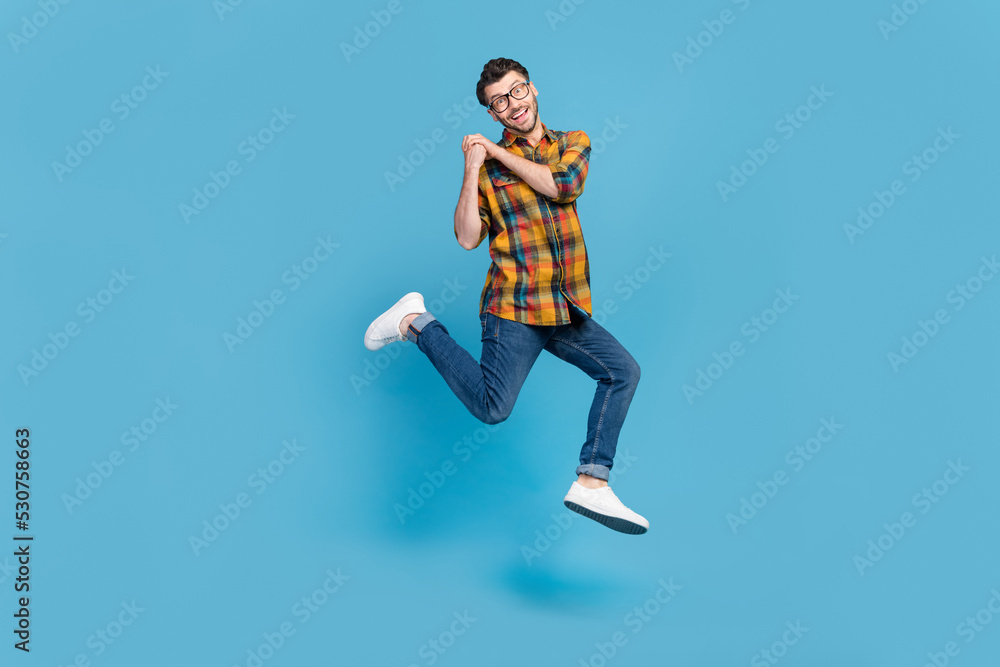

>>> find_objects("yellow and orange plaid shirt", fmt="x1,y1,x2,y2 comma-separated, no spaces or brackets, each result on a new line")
472,122,592,326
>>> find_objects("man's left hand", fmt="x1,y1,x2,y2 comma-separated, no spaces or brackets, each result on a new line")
462,133,501,160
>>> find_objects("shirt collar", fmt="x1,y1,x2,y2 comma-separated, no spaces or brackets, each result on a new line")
499,121,557,148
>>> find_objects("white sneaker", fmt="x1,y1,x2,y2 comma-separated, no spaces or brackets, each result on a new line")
363,292,426,351
564,482,649,534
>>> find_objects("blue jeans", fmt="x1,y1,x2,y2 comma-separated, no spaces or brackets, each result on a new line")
405,305,640,481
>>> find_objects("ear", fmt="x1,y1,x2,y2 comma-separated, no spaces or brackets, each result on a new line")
488,109,499,122
529,82,539,97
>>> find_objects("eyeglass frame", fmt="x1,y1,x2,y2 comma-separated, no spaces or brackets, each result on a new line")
487,80,532,114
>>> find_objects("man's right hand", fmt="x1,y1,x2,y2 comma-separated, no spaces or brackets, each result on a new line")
455,142,487,250
464,142,486,172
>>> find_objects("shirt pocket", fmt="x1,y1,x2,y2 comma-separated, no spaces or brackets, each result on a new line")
490,173,523,221
491,172,521,188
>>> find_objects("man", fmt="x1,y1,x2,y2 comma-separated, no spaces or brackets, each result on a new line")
364,57,648,534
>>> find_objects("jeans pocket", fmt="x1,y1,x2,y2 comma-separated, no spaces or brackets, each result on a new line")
481,313,500,340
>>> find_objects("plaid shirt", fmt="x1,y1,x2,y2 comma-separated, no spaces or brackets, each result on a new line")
473,122,592,326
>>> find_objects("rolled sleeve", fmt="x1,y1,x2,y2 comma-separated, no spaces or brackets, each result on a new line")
548,130,590,204
476,187,490,247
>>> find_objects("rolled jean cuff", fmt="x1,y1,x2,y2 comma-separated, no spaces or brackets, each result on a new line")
576,463,611,481
405,311,437,343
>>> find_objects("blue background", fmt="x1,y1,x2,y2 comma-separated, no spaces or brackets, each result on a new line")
2,0,998,665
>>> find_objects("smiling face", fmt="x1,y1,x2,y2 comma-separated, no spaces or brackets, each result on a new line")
484,71,540,137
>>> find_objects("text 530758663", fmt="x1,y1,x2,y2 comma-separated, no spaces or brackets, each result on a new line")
13,427,33,652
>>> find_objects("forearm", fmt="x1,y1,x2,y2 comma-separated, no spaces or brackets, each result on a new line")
492,150,558,199
454,167,483,250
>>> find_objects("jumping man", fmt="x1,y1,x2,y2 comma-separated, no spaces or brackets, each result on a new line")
364,57,648,534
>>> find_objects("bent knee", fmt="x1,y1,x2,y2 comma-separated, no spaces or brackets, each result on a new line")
620,356,641,388
482,403,513,425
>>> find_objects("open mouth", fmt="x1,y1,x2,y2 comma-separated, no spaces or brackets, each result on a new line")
511,108,528,122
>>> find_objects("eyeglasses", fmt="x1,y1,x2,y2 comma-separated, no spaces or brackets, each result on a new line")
488,81,531,113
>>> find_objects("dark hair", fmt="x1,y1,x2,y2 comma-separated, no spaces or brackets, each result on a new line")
476,57,530,108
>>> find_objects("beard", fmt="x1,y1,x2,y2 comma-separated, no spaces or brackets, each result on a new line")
499,97,538,135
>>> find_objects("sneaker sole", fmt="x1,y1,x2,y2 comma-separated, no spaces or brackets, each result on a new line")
564,500,648,535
